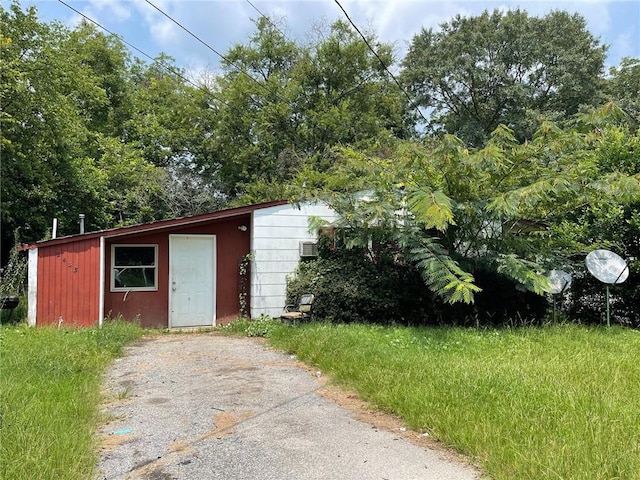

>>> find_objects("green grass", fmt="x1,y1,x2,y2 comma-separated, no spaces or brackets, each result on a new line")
268,323,640,480
0,320,143,480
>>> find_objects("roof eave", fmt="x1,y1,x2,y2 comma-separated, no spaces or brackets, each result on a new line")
19,200,288,251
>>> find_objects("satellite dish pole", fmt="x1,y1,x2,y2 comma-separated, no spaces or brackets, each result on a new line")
546,270,572,323
585,249,630,327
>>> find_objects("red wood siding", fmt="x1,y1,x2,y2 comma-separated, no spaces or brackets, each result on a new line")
37,238,101,326
104,215,251,328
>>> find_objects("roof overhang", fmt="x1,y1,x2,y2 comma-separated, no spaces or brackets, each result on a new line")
19,200,289,251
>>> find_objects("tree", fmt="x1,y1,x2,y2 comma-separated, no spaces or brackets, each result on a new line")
124,54,222,216
0,3,168,263
289,106,640,318
207,18,412,198
605,57,640,126
1,3,104,254
401,9,606,147
551,119,640,326
65,21,134,137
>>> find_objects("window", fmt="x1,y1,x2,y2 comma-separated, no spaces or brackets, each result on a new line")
111,245,157,291
318,226,345,250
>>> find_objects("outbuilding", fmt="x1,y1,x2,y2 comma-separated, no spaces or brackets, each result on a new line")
22,201,337,328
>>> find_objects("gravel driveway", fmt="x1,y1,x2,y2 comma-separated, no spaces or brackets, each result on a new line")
98,334,481,480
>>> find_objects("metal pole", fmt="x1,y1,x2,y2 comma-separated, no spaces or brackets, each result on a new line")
606,285,610,327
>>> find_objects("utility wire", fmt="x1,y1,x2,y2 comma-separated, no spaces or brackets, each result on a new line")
242,0,377,109
144,0,295,116
57,0,203,92
144,0,232,67
332,0,430,124
245,0,288,40
56,0,252,121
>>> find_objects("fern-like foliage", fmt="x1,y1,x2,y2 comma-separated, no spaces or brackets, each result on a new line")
408,188,456,232
398,230,481,304
494,253,551,295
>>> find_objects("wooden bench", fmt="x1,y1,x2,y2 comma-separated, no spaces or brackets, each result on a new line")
281,294,314,323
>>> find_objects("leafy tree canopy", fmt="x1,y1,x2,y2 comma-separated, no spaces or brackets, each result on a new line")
605,57,640,127
401,9,607,147
1,3,169,258
285,106,640,305
208,18,412,198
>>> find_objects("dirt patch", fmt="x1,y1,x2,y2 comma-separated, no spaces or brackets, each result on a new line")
316,383,475,467
168,439,195,456
201,411,255,440
100,432,135,452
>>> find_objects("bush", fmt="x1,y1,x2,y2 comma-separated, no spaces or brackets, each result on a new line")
286,239,549,326
432,268,549,326
1,295,26,325
286,242,436,325
567,267,640,328
563,202,640,328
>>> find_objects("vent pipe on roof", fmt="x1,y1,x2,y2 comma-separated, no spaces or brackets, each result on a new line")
52,218,58,239
79,214,85,234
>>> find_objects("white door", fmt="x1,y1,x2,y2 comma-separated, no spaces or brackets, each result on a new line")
169,235,216,328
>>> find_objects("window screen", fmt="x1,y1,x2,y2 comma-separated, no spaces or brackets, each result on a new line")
112,245,157,291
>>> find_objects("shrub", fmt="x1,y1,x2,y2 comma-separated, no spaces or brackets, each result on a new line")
432,268,549,326
286,237,548,326
567,268,640,328
286,242,436,325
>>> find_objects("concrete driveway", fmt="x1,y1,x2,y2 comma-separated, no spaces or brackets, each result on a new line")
98,334,481,480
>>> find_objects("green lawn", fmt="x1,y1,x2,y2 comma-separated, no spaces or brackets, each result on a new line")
0,321,142,480
3,320,638,480
268,323,640,480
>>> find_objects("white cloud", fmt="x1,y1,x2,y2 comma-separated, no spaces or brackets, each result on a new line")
132,0,182,46
37,0,635,77
86,0,132,22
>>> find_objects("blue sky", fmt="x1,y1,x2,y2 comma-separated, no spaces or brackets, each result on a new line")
12,0,640,82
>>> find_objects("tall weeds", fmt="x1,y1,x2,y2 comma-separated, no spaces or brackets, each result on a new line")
0,320,142,480
269,323,640,480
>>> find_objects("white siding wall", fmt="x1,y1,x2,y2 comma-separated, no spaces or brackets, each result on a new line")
250,202,338,318
27,248,38,327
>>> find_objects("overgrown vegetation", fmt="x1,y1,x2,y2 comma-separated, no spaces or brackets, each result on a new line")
286,235,547,326
284,108,639,325
269,323,640,480
0,235,28,324
2,3,638,323
218,315,283,337
0,319,143,480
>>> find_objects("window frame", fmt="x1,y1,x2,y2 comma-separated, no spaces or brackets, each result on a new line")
110,244,158,292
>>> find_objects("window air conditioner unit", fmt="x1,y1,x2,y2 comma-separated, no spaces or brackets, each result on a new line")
299,241,318,258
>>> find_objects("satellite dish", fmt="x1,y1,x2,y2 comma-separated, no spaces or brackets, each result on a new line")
585,249,629,327
546,269,572,323
585,249,629,285
547,270,572,295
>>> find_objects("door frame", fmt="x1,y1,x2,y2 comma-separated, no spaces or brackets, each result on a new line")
168,234,217,328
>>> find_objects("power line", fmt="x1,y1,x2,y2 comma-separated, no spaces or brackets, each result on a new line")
57,0,203,92
332,0,430,125
144,0,232,67
56,0,254,124
245,0,288,40
58,0,289,129
144,0,287,106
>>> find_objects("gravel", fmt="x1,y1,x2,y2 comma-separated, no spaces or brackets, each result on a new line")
98,334,481,480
